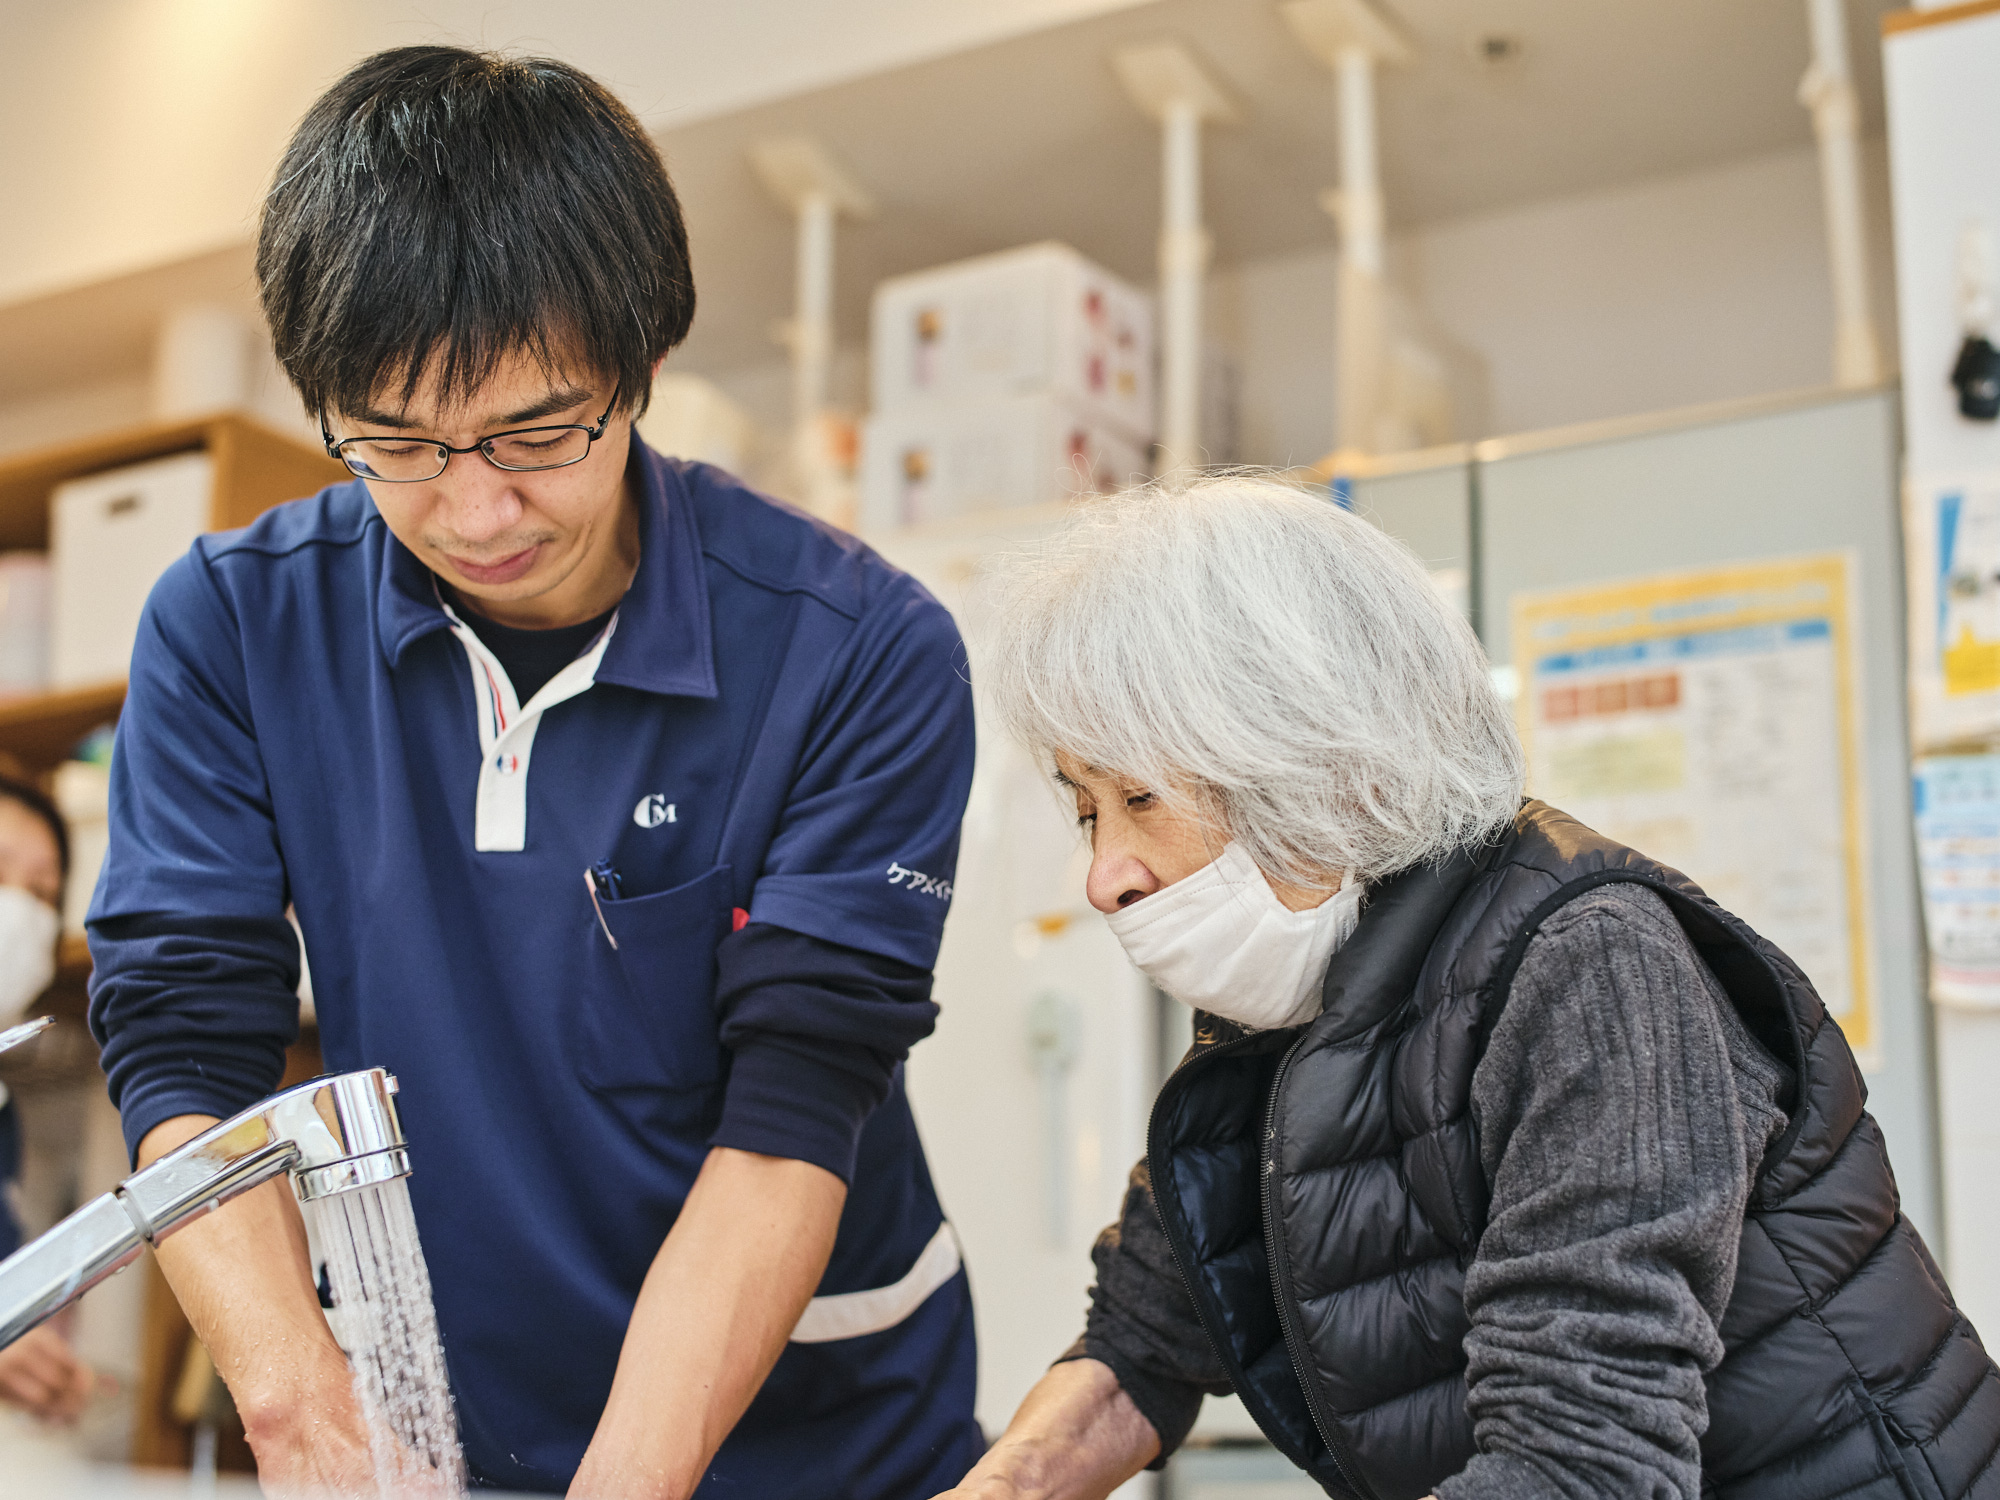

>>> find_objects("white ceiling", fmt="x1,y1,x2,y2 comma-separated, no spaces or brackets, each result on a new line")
664,0,1902,375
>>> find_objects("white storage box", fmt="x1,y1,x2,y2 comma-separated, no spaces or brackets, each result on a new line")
0,553,51,697
53,759,109,937
870,243,1155,441
49,452,212,688
861,395,1150,530
637,372,758,477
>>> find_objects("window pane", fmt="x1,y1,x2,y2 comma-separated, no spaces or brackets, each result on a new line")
485,429,588,469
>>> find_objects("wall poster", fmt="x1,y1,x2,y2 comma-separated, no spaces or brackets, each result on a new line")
1906,470,2000,750
1913,754,2000,1008
1512,553,1877,1065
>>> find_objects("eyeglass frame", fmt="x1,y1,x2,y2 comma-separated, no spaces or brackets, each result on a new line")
319,387,621,482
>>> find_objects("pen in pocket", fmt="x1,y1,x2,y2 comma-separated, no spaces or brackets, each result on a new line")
585,860,622,948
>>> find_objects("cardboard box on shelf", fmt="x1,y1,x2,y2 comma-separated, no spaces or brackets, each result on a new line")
49,452,213,690
860,394,1151,531
871,243,1154,441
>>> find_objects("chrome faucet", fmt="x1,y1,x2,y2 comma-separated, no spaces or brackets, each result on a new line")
0,1066,410,1349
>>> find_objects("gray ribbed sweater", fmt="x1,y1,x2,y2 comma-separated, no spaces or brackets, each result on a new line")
1064,883,1792,1499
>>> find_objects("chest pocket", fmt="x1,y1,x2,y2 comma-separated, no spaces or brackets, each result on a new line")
579,864,734,1092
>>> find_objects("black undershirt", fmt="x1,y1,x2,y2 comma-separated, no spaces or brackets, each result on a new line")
452,598,616,703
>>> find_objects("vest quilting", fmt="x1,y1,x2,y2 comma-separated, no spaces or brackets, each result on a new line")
1146,803,2000,1500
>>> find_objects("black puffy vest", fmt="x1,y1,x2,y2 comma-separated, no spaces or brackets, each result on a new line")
1147,802,2000,1499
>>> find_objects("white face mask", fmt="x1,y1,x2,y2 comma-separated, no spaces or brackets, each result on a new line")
0,885,58,1028
1103,841,1363,1031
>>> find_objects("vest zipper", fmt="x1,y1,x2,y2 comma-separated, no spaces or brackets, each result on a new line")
1262,1037,1380,1500
1146,1027,1378,1500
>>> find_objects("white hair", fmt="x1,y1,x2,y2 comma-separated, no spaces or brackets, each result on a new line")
974,473,1525,887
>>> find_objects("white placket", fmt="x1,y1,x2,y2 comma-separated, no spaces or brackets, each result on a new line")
444,604,619,852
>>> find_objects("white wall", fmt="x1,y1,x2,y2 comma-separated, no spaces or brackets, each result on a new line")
0,318,320,464
1203,139,1898,466
0,377,151,460
0,0,1149,310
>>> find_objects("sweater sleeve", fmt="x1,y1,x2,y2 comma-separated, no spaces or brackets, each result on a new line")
709,922,938,1184
1433,883,1786,1500
1055,1160,1234,1467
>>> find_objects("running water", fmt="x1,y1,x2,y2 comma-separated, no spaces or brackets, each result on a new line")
302,1178,467,1498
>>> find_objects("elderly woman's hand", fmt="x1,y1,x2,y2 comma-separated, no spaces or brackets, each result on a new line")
0,1323,99,1425
927,1359,1158,1500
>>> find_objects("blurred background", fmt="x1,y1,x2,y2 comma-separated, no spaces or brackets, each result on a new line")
3,2,1999,1496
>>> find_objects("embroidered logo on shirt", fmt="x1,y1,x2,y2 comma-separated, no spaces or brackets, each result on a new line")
633,794,677,828
886,861,952,900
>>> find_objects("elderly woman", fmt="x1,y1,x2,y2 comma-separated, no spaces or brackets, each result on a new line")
939,477,1999,1500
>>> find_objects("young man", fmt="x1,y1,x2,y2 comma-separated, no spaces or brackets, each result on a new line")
86,47,980,1498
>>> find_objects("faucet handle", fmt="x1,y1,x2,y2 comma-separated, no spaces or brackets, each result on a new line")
0,1016,52,1056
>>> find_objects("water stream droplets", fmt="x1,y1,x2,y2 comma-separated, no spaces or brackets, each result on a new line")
302,1178,467,1498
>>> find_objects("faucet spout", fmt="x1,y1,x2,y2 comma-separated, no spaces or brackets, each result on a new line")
0,1068,408,1349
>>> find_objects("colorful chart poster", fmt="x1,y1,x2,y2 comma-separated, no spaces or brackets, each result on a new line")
1906,470,2000,749
1913,754,2000,1008
1513,553,1877,1064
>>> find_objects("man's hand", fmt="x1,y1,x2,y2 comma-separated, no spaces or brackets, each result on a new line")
928,1358,1158,1500
567,1147,847,1500
0,1323,99,1424
138,1114,375,1498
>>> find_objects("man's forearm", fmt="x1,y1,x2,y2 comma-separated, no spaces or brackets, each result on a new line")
940,1358,1159,1500
137,1115,372,1485
570,1146,848,1500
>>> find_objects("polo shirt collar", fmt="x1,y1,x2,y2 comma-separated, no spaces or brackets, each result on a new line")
596,445,717,699
373,442,717,700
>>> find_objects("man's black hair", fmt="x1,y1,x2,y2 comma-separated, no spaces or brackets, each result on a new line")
258,45,694,421
0,776,68,880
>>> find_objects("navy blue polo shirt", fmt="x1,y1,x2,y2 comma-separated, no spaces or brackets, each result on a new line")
86,444,982,1495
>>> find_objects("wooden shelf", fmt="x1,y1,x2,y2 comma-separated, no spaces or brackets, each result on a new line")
0,680,124,769
0,411,345,549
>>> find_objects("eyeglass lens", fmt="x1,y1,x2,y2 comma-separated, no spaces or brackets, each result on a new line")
338,427,592,481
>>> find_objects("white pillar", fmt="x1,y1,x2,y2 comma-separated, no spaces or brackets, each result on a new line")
151,303,250,420
1801,0,1885,388
749,137,874,522
1335,49,1383,281
1280,0,1413,462
792,189,836,435
1333,45,1389,456
1158,100,1209,476
1112,42,1238,479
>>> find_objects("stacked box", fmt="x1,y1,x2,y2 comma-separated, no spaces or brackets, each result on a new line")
50,452,212,688
862,243,1155,530
861,396,1149,529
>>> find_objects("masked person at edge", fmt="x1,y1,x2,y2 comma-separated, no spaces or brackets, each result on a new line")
935,476,2000,1500
86,46,980,1499
0,775,98,1424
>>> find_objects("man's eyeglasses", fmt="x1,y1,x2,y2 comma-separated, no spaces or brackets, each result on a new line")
321,389,619,483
